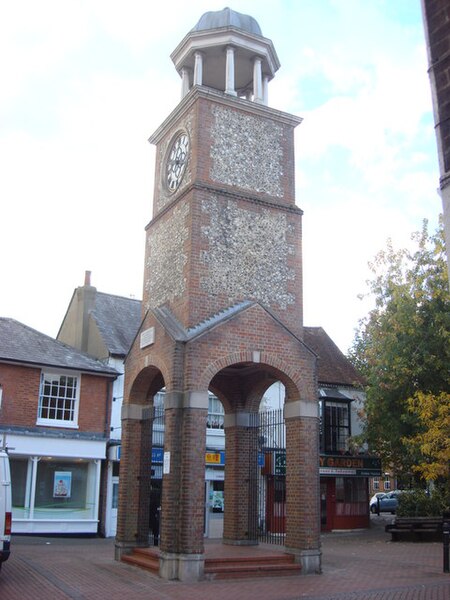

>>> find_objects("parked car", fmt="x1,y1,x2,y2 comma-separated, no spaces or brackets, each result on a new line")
371,490,401,514
0,449,12,571
369,492,386,513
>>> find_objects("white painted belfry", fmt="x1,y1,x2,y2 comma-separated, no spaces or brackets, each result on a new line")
253,57,263,104
263,75,269,105
193,52,203,86
225,46,237,96
181,67,190,99
171,7,280,106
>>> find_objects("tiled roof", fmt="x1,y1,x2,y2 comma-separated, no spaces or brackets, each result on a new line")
303,327,364,388
0,318,118,376
91,292,142,356
67,291,362,387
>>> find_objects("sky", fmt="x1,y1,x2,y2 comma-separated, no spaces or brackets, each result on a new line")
0,0,442,354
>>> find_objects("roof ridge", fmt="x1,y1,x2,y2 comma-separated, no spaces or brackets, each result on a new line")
185,300,254,338
96,291,141,303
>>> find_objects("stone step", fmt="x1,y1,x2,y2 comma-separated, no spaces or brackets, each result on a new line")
204,553,301,580
122,547,302,580
121,548,159,574
205,553,296,568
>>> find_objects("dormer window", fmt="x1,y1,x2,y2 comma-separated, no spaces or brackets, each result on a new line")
37,372,80,428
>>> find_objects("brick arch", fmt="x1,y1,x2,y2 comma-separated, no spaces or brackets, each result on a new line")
127,358,168,406
199,350,307,409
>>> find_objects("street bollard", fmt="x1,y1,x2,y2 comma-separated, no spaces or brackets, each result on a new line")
443,511,450,574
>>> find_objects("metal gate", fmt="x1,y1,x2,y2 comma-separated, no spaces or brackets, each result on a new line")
250,408,286,545
149,400,165,545
150,400,287,546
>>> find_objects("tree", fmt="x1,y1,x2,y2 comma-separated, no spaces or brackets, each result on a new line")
349,219,450,481
403,391,450,498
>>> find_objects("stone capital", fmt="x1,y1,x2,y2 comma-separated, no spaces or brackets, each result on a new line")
164,390,208,410
121,404,153,421
284,400,318,419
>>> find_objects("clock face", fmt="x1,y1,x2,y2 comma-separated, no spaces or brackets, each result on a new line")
166,132,189,192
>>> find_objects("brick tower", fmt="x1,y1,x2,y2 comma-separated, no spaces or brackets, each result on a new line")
115,8,320,581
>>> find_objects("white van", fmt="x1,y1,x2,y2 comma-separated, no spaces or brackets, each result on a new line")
0,449,11,571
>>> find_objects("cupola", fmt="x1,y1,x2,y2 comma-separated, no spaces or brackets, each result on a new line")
170,7,280,105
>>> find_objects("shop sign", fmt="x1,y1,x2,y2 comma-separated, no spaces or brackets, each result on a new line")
152,447,163,464
113,446,265,469
319,455,381,477
163,451,171,474
275,452,286,475
205,451,225,465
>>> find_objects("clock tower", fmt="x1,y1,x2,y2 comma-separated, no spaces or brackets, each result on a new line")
116,8,320,581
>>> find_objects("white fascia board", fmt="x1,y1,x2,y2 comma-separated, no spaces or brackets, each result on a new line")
6,434,107,459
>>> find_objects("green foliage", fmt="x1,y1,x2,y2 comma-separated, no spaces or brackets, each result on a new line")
396,488,449,517
349,218,450,478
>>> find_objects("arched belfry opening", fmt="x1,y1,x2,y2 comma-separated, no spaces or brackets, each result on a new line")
115,7,321,581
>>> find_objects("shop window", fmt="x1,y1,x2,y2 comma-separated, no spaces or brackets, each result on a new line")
10,458,30,518
9,457,98,521
322,401,350,453
34,459,97,519
207,394,224,430
209,480,224,512
37,372,79,427
112,482,119,510
335,477,368,516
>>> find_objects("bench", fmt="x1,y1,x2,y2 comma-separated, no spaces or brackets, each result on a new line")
385,517,443,541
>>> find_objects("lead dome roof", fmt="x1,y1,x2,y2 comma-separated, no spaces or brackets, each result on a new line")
192,7,262,36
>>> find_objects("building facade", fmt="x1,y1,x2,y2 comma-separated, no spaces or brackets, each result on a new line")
0,318,117,534
421,0,450,281
57,271,141,537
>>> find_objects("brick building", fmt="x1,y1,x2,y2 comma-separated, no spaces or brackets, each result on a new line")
421,0,450,281
116,8,320,581
0,317,117,534
57,271,141,537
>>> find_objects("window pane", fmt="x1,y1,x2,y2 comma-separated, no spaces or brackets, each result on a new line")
324,401,350,453
38,373,78,423
10,459,28,508
207,394,224,429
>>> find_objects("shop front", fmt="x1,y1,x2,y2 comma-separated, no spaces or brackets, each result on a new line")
7,432,106,534
205,451,225,538
319,454,382,531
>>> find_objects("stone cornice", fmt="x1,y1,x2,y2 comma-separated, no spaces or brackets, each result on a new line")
148,85,302,146
145,181,303,231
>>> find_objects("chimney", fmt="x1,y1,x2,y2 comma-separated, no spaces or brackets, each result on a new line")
84,270,92,286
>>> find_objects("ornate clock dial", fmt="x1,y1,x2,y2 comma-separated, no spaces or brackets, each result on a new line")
166,133,189,192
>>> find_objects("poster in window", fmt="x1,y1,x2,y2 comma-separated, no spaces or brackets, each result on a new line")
53,471,72,498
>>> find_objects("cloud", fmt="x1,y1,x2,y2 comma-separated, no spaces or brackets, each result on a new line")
0,1,441,354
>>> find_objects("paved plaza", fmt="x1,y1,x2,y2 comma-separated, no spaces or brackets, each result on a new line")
1,516,449,600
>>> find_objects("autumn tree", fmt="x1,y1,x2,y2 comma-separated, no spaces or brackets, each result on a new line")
349,219,450,483
403,391,450,498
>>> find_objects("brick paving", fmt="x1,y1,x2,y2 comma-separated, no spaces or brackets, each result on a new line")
0,516,449,600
